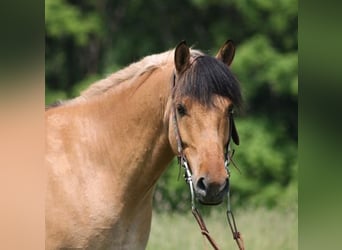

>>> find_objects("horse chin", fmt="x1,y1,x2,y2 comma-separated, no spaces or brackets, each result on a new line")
197,198,223,206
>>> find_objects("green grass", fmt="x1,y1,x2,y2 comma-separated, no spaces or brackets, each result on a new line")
146,206,297,250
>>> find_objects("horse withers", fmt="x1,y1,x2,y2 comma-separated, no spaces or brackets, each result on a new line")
46,40,242,249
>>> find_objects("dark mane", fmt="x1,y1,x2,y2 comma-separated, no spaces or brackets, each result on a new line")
173,55,243,110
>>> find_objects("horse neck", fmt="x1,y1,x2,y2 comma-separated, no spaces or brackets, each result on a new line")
83,65,175,205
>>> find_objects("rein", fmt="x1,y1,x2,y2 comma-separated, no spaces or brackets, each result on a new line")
171,74,245,250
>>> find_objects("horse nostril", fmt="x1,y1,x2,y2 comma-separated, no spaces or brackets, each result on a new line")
196,177,207,192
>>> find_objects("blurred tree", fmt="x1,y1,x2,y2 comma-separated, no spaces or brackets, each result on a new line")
46,0,105,96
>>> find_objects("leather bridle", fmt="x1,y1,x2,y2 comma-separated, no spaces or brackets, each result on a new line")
171,73,245,250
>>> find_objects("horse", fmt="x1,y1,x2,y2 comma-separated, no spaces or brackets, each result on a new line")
45,40,243,249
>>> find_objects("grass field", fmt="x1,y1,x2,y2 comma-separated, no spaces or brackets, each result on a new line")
146,206,297,250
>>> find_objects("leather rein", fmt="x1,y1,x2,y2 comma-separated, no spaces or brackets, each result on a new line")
171,73,245,250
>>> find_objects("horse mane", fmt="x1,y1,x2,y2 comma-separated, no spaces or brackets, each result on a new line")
46,48,203,110
80,51,170,99
78,49,203,100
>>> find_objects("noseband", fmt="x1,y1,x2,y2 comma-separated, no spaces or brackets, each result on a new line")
171,73,245,250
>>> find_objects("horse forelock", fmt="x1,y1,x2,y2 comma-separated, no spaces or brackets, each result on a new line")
173,55,243,111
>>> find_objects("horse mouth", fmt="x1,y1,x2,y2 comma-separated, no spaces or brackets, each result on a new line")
198,199,223,206
196,196,224,206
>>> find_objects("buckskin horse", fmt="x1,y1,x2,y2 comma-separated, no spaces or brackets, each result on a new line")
46,40,243,249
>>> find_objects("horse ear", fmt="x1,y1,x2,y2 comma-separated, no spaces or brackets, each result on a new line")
216,40,235,67
174,40,190,73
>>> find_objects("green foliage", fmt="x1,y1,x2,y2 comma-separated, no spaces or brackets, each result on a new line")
70,74,101,97
233,116,297,208
232,35,298,100
45,0,104,45
46,0,298,209
45,86,67,105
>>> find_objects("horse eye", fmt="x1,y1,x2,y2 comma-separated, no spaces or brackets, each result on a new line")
176,104,187,117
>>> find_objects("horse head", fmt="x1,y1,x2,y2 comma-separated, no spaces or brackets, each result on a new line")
169,40,242,205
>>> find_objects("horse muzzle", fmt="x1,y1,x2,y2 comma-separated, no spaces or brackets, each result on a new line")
194,177,229,205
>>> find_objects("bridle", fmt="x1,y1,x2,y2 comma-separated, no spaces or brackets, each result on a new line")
171,73,245,250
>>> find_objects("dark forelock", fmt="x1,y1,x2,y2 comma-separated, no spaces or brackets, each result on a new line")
173,55,243,110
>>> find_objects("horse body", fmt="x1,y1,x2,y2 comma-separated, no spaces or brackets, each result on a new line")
46,57,175,249
46,41,242,249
